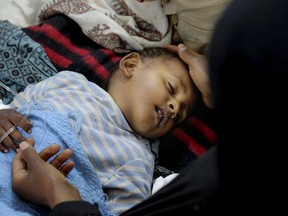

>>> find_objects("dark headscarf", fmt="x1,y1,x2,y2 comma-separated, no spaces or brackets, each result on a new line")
209,0,288,214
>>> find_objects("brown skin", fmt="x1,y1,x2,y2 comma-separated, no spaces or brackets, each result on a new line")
11,44,212,208
164,44,214,109
108,51,197,139
0,109,33,153
2,46,202,150
12,139,78,209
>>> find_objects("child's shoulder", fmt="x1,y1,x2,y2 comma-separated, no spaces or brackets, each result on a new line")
57,71,87,80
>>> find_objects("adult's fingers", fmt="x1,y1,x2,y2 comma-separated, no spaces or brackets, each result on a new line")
173,44,214,109
12,139,36,175
59,161,75,177
38,144,61,162
178,44,202,56
49,148,73,170
176,44,203,67
164,44,202,57
17,141,44,169
163,44,179,53
12,142,27,174
38,145,75,176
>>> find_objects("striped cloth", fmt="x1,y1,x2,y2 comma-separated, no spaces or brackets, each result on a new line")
9,71,155,214
22,14,217,172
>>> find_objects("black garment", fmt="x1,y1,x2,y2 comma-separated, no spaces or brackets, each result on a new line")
121,146,219,216
49,146,218,216
49,0,288,215
209,0,288,214
49,201,101,216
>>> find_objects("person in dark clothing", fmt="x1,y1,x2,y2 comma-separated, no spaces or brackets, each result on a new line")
8,0,288,215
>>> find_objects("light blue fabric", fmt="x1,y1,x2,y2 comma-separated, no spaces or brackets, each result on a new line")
0,108,117,216
9,71,155,214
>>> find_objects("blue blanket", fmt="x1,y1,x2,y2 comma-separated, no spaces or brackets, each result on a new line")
0,108,117,216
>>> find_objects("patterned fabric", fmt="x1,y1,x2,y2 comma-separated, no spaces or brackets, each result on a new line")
23,14,124,86
0,20,57,104
9,71,155,214
38,0,171,53
22,14,217,173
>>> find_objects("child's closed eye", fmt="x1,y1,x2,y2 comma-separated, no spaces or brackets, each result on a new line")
168,82,176,95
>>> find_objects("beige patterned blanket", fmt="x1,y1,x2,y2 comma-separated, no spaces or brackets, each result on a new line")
39,0,171,53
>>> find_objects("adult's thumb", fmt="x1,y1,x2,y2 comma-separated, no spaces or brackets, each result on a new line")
18,141,41,167
177,44,197,66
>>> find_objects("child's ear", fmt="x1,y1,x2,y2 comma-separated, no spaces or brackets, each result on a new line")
119,52,142,78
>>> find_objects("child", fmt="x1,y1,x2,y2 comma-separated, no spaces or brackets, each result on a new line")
0,47,199,215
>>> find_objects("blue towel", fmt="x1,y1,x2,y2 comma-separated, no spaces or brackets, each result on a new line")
0,108,117,216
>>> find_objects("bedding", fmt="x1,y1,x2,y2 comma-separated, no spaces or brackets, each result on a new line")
162,0,232,52
0,20,57,104
0,0,217,173
0,0,172,52
38,0,171,53
20,14,217,172
0,109,115,216
0,6,218,214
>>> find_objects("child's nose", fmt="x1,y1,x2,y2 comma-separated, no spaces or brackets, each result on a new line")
168,100,180,118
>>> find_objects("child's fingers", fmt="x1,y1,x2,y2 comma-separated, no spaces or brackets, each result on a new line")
16,116,33,134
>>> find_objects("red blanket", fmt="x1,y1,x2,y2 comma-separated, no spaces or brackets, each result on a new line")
23,14,217,171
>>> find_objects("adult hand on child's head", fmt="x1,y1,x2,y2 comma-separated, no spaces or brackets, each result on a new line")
0,109,33,153
12,139,82,208
164,44,214,109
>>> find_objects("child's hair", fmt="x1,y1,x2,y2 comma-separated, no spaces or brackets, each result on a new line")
105,47,202,118
137,47,182,65
104,47,186,90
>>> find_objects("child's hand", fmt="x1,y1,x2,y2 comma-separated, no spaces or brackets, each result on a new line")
12,141,81,208
164,44,214,109
0,109,33,153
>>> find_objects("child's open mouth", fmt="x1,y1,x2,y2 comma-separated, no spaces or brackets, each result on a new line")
156,107,169,127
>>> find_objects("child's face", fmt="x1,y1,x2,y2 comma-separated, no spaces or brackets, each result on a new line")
110,56,197,139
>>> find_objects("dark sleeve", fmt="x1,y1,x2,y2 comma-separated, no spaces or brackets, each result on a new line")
48,201,101,216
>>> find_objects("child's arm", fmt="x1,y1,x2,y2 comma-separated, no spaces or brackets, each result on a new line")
104,158,154,214
9,71,87,110
1,73,63,152
9,74,55,109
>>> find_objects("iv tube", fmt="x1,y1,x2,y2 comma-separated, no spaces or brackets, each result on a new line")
0,81,30,143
